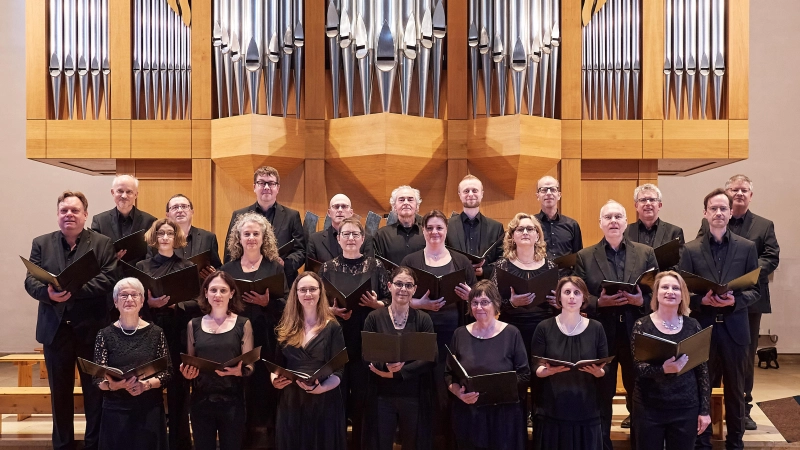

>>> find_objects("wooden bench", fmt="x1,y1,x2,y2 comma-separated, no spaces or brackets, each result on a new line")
0,387,84,435
0,354,82,422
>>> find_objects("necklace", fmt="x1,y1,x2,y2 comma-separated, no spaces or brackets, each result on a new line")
242,255,262,270
516,257,536,265
206,316,228,334
117,320,140,336
425,249,446,261
661,315,683,331
558,316,583,336
390,307,409,328
472,322,495,339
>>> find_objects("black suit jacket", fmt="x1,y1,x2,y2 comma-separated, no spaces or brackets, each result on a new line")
680,232,760,345
445,213,505,280
223,202,306,284
697,211,779,313
306,226,375,263
171,226,223,269
574,238,659,346
90,206,157,263
625,218,685,248
24,229,119,345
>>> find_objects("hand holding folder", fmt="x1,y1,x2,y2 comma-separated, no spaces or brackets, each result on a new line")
278,240,296,258
322,273,373,311
553,253,578,270
188,250,213,272
78,355,169,381
633,326,712,375
122,262,201,305
361,331,437,363
263,348,349,386
412,267,469,306
679,268,761,296
446,346,519,406
21,249,102,294
495,266,559,310
180,347,262,373
601,268,658,295
445,237,504,265
231,272,286,304
113,230,148,262
532,355,615,370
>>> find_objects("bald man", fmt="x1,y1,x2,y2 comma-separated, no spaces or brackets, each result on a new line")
307,194,374,263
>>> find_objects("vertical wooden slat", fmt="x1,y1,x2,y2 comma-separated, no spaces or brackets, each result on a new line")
304,160,327,217
561,120,582,158
111,120,131,158
561,0,582,119
26,0,48,119
304,0,325,119
446,0,468,119
727,0,748,119
642,0,663,119
110,0,132,119
192,159,212,230
192,120,211,158
191,0,212,119
560,158,582,220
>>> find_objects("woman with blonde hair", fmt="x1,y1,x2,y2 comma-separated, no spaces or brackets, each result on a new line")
271,272,347,450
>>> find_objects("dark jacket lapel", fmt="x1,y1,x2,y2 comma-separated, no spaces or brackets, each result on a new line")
740,211,756,238
109,209,121,240
592,243,616,281
622,239,639,283
700,236,721,283
448,216,466,252
320,228,334,256
720,236,741,283
653,220,668,247
272,204,287,236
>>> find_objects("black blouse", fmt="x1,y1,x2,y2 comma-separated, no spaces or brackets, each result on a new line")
190,315,250,398
491,258,557,321
136,253,196,321
444,325,531,392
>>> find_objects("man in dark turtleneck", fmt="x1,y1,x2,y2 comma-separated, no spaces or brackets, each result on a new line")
373,185,425,265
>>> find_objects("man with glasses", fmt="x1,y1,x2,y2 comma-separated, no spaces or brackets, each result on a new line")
696,175,779,431
445,175,504,280
374,185,425,265
682,188,760,449
534,176,583,262
223,166,306,286
625,183,685,251
575,200,658,450
307,194,374,263
25,191,119,450
162,194,222,276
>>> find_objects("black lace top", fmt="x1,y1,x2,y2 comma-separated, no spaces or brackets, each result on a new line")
631,315,711,415
92,323,172,408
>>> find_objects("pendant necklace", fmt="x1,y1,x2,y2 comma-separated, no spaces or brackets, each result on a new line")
558,316,582,336
662,316,683,331
390,307,408,328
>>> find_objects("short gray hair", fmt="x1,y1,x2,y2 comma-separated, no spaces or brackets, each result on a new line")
112,174,140,189
389,185,422,209
599,200,627,218
634,184,662,202
724,174,754,192
113,277,145,300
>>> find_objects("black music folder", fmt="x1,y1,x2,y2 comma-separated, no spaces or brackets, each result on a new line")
278,240,296,258
446,346,519,406
376,254,398,272
633,326,712,375
601,268,658,295
122,262,201,305
77,355,169,381
361,331,438,363
180,346,262,373
113,229,148,262
413,267,469,305
532,355,616,370
21,249,101,294
232,272,286,302
553,253,578,270
262,348,349,385
322,273,373,311
445,237,504,265
654,238,682,270
188,250,213,272
679,268,761,296
305,257,324,274
495,266,559,310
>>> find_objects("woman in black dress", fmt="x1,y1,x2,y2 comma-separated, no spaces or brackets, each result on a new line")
180,272,255,450
220,211,288,447
320,217,390,449
271,272,347,450
631,271,711,450
445,281,530,450
530,276,608,450
94,277,172,450
362,266,436,450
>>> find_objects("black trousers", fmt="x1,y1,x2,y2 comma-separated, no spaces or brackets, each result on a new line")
632,401,699,450
165,366,192,450
696,325,748,450
43,323,103,450
190,397,246,450
375,396,420,450
340,357,368,450
744,312,761,415
599,326,636,450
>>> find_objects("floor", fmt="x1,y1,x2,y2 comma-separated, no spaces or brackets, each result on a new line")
1,356,799,449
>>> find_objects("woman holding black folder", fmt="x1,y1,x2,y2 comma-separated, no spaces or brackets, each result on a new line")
220,212,288,446
180,271,255,450
445,281,530,450
530,276,608,450
93,277,172,450
319,217,390,449
362,266,436,450
630,271,710,450
270,272,347,450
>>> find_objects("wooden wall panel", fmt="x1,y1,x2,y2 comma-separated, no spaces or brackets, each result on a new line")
26,0,47,119
580,179,637,245
581,121,643,159
137,179,192,221
26,121,47,158
447,120,469,160
134,159,192,179
582,160,640,180
109,0,132,119
642,120,663,159
727,0,749,119
642,0,664,119
46,121,111,158
728,120,749,159
560,158,582,221
131,121,192,158
191,0,212,120
304,160,328,219
111,120,131,158
561,0,583,119
662,120,728,158
191,159,212,230
192,120,211,158
444,159,469,215
561,120,582,158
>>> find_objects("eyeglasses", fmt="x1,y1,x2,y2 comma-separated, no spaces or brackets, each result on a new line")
636,197,660,204
514,226,537,234
255,180,279,189
707,206,730,213
537,186,560,194
726,188,751,195
156,231,175,237
297,287,320,294
168,203,191,212
329,204,351,210
601,214,626,221
392,281,415,290
340,231,362,239
470,300,492,308
118,293,141,300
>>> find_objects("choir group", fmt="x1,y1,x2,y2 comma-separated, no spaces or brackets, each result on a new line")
23,166,779,450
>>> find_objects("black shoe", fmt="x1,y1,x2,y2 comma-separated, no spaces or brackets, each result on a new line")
621,415,631,429
744,415,757,430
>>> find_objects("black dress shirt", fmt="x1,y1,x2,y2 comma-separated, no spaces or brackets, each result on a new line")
535,210,584,259
373,218,426,265
729,213,746,236
603,238,627,281
709,231,731,278
461,212,483,256
256,202,278,224
637,219,660,247
114,208,135,238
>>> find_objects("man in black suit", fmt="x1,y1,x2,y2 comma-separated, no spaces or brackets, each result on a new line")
223,166,306,286
165,193,222,274
534,175,583,265
681,188,760,450
90,174,157,263
24,191,119,450
696,175,779,431
625,183,685,249
445,174,504,280
307,193,374,264
574,200,658,450
373,185,425,265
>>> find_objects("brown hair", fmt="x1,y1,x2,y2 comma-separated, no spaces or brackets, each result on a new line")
703,188,733,209
390,266,418,284
503,213,547,262
226,212,280,262
57,190,88,211
467,280,502,319
166,194,193,212
555,276,590,309
197,271,244,315
144,218,187,248
253,166,280,184
276,272,337,348
338,217,365,234
421,210,449,228
651,271,691,316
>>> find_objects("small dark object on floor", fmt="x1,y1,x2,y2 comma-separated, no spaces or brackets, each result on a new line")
757,347,779,369
621,415,631,429
744,414,758,431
